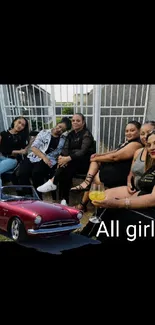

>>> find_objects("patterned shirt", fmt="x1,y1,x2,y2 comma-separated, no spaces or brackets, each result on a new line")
27,129,69,166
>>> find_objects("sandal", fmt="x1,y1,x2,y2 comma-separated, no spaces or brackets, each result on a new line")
76,201,88,212
70,174,94,192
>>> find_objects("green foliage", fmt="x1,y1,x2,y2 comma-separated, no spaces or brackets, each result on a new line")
62,106,74,115
56,117,62,124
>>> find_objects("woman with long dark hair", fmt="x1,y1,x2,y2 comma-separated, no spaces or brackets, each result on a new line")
71,120,142,211
92,130,155,210
0,116,29,186
37,113,95,204
17,117,72,199
80,128,155,240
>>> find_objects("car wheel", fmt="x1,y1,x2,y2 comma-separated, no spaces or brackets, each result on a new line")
10,217,27,242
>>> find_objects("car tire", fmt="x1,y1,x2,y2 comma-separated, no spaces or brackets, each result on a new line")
10,217,27,242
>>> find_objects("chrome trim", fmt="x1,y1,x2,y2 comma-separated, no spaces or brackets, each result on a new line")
27,223,82,235
40,220,77,228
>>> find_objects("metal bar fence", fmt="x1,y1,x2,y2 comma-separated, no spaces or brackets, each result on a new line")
0,84,150,153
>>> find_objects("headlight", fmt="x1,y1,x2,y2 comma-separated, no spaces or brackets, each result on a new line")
34,215,42,224
77,212,83,220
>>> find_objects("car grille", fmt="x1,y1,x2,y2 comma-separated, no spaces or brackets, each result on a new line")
39,219,78,229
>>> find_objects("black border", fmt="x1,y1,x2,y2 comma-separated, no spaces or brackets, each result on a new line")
0,51,154,273
0,48,151,85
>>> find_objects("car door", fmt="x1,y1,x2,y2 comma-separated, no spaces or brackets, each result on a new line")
0,201,9,231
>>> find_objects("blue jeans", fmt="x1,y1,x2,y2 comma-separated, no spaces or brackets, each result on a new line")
0,156,18,186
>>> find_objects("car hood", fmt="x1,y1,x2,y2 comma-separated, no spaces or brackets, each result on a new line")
9,200,79,222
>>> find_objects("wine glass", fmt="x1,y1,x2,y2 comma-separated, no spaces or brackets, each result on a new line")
89,183,106,224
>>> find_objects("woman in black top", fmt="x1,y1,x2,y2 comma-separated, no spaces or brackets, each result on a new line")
80,130,155,240
0,116,29,186
37,113,95,204
71,120,142,211
92,130,155,210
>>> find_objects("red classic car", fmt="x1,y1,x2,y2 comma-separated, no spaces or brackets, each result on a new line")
0,185,82,242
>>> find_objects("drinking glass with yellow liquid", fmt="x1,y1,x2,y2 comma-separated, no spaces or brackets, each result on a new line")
89,184,106,224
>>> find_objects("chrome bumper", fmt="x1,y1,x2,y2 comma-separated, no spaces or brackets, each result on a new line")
27,223,82,235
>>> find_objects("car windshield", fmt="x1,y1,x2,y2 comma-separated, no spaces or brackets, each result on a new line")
0,186,40,201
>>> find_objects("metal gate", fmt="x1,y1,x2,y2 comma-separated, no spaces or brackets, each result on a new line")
0,84,150,152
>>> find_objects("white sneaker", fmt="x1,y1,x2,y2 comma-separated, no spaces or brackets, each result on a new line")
37,180,57,193
60,199,68,206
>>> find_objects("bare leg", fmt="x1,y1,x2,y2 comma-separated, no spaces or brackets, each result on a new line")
71,162,100,191
76,170,104,210
76,191,90,211
76,183,139,211
105,186,136,199
93,171,103,185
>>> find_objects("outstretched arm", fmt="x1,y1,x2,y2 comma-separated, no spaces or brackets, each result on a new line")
91,149,117,159
90,142,142,163
92,186,155,210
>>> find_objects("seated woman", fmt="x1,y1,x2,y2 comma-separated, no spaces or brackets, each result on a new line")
37,113,95,205
92,130,155,212
71,120,142,211
80,129,155,239
127,121,155,195
17,117,71,199
0,116,29,187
